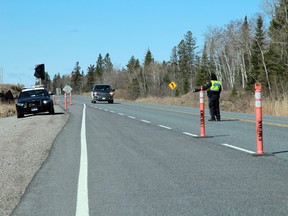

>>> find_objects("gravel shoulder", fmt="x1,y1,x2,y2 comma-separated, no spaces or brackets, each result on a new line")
0,105,69,216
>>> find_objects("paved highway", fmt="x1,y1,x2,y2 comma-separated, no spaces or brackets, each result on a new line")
12,96,288,215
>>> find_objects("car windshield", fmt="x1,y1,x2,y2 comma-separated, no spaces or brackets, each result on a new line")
19,90,48,98
94,85,111,91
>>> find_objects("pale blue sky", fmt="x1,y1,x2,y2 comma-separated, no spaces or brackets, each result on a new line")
1,0,263,87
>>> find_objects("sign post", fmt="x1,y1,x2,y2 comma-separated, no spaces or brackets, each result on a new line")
63,85,73,110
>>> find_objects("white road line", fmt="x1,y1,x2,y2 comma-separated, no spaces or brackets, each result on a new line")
141,120,151,123
128,116,136,119
182,132,198,137
118,113,124,115
158,125,172,130
76,104,89,216
104,109,108,111
222,143,255,154
110,111,115,113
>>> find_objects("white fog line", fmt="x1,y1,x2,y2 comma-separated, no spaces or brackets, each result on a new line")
158,125,172,130
128,116,136,119
118,113,124,116
141,120,151,123
182,132,198,137
76,104,89,216
222,143,255,154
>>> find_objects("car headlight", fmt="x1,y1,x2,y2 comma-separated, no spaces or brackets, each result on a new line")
17,102,25,107
94,92,98,96
109,92,114,96
43,100,50,104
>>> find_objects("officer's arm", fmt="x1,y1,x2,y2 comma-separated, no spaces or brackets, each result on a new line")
202,82,212,90
193,82,211,92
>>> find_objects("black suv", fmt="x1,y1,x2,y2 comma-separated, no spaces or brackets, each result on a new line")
91,84,115,104
16,86,55,118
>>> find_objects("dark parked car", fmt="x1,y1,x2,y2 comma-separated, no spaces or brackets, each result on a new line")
16,86,54,118
91,84,115,104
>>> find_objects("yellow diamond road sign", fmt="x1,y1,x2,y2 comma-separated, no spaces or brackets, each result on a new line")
169,81,177,90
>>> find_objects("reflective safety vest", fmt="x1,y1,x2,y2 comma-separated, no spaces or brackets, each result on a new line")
210,80,222,91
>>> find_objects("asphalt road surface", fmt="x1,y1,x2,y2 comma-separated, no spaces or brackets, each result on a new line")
12,96,288,215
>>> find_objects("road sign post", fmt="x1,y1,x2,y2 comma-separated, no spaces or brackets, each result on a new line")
63,85,73,110
70,91,72,105
64,92,68,110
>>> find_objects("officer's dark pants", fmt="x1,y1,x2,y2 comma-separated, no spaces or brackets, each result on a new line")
208,94,220,120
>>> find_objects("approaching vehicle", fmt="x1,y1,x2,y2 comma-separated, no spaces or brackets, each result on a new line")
16,85,55,118
91,84,115,104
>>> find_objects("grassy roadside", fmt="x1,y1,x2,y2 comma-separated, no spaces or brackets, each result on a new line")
134,91,288,117
0,84,22,118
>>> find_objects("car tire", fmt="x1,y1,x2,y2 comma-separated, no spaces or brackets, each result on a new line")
108,100,114,104
17,113,24,118
49,107,55,114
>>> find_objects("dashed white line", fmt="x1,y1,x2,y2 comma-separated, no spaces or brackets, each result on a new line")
128,116,136,119
118,113,124,116
222,143,255,154
141,120,151,123
158,125,172,130
182,132,198,137
110,111,115,113
76,104,89,216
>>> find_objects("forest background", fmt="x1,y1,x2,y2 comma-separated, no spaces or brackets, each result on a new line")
1,0,288,117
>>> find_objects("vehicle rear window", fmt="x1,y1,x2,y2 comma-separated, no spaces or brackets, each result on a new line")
94,85,111,91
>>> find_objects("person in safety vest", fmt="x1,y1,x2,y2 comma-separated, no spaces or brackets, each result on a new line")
193,73,222,121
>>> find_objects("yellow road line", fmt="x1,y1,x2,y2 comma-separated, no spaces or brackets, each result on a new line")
122,103,288,128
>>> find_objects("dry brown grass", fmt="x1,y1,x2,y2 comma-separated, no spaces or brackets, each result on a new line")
135,91,288,117
0,103,16,117
0,84,21,118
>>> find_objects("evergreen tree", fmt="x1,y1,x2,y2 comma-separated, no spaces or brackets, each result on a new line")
95,54,104,82
184,31,197,87
177,39,190,94
86,64,96,90
144,49,154,67
126,56,141,98
247,15,266,92
267,0,288,95
177,31,197,94
169,46,179,81
142,49,154,95
103,53,113,74
71,61,82,93
240,16,252,89
195,43,210,86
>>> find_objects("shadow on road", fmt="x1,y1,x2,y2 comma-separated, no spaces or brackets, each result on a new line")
272,150,288,155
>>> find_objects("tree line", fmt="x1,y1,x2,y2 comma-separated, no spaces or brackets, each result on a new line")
43,0,287,99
